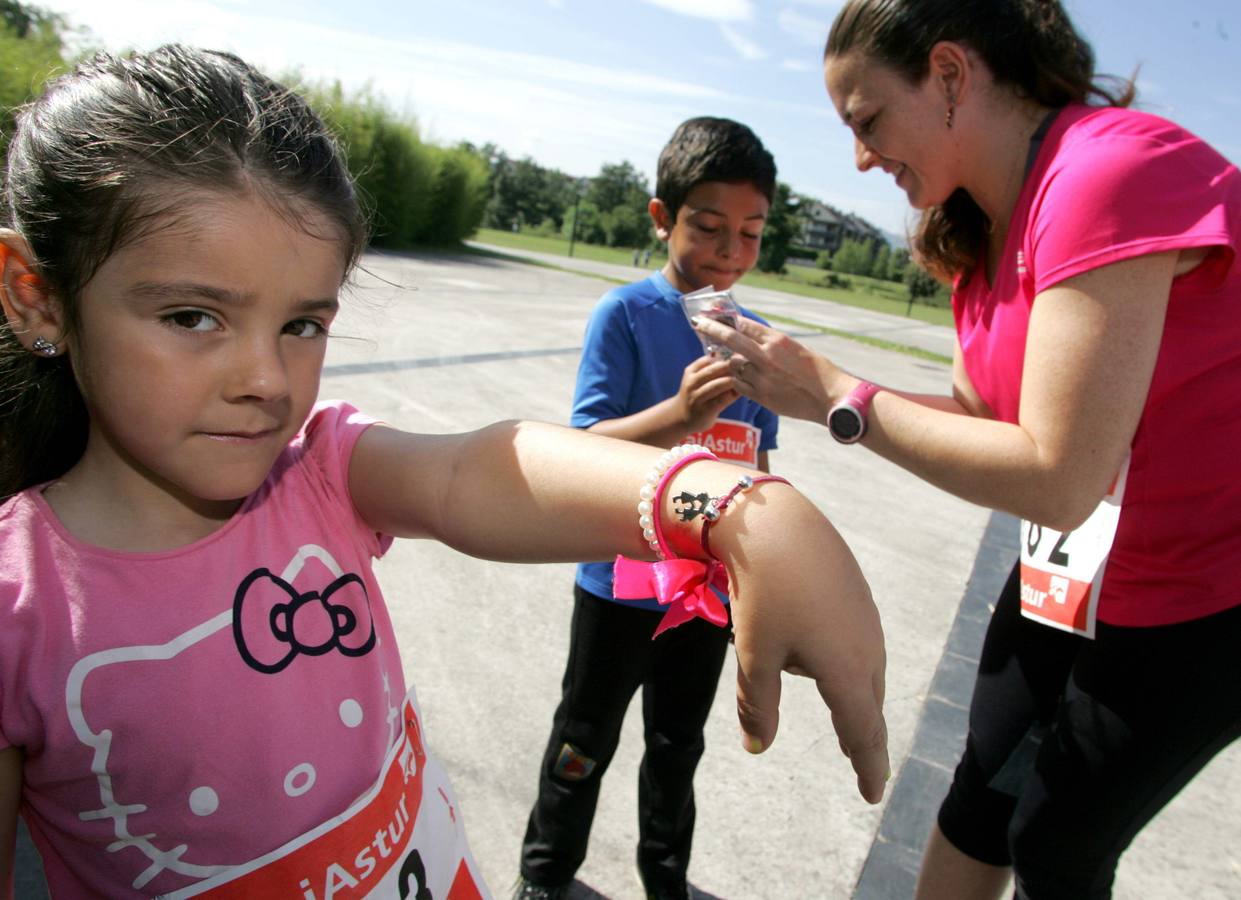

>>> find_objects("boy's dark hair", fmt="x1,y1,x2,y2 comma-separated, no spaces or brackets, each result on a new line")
655,117,777,221
0,44,367,500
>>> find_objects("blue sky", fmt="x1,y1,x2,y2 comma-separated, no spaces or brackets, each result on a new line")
41,0,1241,237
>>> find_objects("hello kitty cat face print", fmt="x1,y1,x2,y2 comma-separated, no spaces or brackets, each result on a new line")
65,544,398,891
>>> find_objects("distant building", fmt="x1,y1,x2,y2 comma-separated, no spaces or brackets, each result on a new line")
796,199,887,254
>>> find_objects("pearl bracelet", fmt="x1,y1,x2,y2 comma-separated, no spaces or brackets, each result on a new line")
637,443,717,559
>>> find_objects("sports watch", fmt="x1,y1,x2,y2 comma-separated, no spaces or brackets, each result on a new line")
827,380,880,444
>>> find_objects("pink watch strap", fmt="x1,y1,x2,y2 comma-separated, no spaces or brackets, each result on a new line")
848,380,881,413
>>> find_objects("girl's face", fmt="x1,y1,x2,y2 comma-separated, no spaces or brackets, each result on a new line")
824,51,957,209
67,190,347,517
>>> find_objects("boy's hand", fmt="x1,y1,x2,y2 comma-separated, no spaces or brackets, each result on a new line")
676,356,740,433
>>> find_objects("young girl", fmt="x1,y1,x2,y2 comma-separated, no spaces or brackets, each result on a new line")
0,46,888,899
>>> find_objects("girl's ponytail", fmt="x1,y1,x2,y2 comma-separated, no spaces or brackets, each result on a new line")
0,342,86,501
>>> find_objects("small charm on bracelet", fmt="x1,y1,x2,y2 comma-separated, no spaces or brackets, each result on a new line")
673,490,713,522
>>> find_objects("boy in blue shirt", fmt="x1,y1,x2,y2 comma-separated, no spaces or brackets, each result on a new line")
515,117,779,900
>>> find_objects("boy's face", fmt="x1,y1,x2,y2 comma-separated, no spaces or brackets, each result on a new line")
651,180,769,294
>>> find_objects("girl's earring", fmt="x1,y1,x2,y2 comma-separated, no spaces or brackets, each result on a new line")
32,336,58,357
945,102,955,129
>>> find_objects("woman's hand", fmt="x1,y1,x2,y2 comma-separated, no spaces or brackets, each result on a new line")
693,317,844,423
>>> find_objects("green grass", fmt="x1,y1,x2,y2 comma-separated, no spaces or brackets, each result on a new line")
473,227,653,268
462,242,630,286
470,227,954,329
761,312,952,366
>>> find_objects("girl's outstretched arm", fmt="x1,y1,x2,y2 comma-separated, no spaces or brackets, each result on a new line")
350,422,889,803
0,747,20,900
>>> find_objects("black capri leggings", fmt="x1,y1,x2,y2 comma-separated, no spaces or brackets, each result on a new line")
938,561,1241,899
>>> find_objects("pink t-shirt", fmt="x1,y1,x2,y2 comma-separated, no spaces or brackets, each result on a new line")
954,104,1241,626
0,402,409,897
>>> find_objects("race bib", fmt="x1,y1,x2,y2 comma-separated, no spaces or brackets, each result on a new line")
161,691,487,900
684,419,760,468
1019,457,1129,639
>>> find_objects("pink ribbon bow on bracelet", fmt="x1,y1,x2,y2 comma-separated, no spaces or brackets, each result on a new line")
613,555,730,637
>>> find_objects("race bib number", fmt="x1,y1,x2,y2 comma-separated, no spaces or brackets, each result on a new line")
162,692,487,900
1019,457,1129,639
684,419,760,468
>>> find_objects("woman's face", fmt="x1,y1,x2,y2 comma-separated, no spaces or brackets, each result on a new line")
824,51,956,210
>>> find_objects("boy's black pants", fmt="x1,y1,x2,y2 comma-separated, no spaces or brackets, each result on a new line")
519,584,731,889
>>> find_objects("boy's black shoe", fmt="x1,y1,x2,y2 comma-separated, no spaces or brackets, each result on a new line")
511,876,571,900
635,866,693,900
643,884,692,900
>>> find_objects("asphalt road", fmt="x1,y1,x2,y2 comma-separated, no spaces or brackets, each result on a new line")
13,245,1240,899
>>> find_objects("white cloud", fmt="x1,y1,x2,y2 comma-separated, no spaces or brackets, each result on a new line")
38,0,912,233
719,23,767,61
640,0,753,23
51,1,725,105
778,7,831,47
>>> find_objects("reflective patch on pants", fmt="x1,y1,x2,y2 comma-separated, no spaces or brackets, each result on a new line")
552,743,597,781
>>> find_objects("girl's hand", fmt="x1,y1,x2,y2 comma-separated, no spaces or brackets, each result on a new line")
352,424,889,802
675,355,739,433
695,318,843,424
661,473,890,804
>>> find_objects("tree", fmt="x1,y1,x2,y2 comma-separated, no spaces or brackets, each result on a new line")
562,200,606,245
0,1,70,148
887,247,911,282
757,182,796,273
903,261,942,314
586,161,648,214
832,238,875,275
417,145,489,244
305,82,487,248
475,151,576,232
872,243,891,280
603,204,646,248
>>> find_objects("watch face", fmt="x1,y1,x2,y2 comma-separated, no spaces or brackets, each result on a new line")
829,406,864,442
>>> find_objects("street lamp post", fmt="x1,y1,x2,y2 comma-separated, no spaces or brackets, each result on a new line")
568,190,581,258
568,176,588,258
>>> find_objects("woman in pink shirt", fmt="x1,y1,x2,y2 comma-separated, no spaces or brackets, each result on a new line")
695,1,1241,898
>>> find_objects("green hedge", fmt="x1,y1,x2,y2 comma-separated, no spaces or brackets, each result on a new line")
302,82,488,248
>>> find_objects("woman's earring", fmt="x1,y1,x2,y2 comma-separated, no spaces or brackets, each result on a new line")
31,336,58,357
945,103,955,129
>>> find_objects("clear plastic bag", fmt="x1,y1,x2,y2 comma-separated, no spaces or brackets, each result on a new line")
679,286,741,358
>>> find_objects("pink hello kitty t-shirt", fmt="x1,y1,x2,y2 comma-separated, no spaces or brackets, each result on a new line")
0,402,480,898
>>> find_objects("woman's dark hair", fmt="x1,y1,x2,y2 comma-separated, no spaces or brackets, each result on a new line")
825,0,1134,281
0,44,367,500
656,116,777,221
